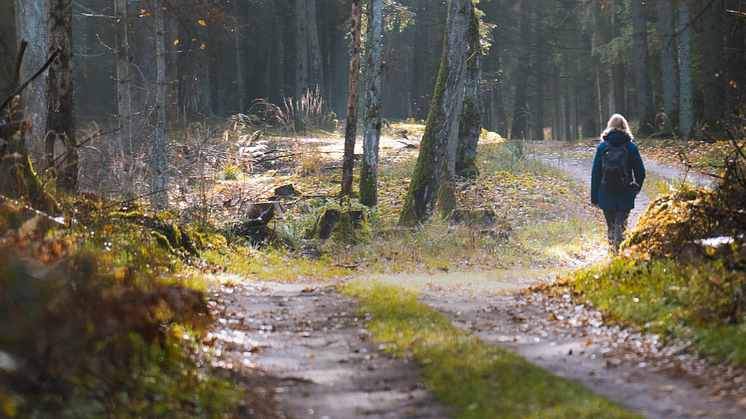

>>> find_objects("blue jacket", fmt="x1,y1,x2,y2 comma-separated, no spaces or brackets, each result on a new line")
591,129,646,211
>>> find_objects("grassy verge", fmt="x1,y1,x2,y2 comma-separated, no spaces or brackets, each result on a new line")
343,280,641,419
0,201,248,418
573,259,746,365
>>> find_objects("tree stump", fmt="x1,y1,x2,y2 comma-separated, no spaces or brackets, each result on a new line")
308,209,365,240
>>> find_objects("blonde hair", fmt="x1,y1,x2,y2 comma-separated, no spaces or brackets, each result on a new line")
601,113,634,141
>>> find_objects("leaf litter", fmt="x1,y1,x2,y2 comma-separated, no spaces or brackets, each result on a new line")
206,133,746,418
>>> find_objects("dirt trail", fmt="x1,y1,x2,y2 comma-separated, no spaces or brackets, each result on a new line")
210,280,451,419
213,141,744,419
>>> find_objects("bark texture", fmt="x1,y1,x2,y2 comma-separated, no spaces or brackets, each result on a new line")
456,5,483,179
631,0,655,135
656,0,679,122
115,0,134,198
678,0,693,140
14,0,47,149
360,0,383,207
295,0,309,111
702,0,724,124
510,0,532,140
45,0,78,192
340,0,362,201
399,0,470,225
0,1,18,101
1,18,57,214
307,0,324,93
150,0,169,210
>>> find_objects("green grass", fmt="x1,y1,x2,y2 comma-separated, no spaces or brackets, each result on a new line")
343,280,641,419
573,259,746,364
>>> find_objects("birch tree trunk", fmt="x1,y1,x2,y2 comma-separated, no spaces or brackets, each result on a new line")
150,0,169,210
678,0,693,140
456,5,483,179
702,0,724,125
295,0,309,126
340,0,362,201
656,0,679,123
399,0,470,225
307,0,324,95
359,0,383,207
631,0,655,135
45,0,77,192
115,0,134,198
510,0,532,140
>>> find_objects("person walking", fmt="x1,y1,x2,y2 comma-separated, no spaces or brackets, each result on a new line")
591,114,646,254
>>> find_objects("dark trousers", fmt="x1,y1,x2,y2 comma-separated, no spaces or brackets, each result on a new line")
603,209,630,253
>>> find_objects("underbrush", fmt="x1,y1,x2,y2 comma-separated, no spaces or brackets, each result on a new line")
213,138,598,277
571,135,746,366
574,259,746,364
0,201,248,418
344,281,640,419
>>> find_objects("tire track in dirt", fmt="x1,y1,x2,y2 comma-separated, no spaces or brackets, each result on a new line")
210,280,451,419
410,145,744,418
212,141,740,419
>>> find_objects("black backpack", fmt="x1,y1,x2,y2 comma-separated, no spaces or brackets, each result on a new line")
601,141,630,192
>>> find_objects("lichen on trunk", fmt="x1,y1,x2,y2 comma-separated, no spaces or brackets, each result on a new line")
398,0,470,226
455,6,484,180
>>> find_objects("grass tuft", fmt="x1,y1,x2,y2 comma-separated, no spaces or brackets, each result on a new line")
344,280,641,419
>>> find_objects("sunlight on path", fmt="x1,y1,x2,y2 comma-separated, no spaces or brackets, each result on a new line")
362,268,568,294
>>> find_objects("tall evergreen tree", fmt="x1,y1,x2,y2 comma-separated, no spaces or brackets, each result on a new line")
679,0,694,140
656,0,680,124
630,0,655,134
702,0,725,124
510,0,533,140
46,0,78,192
151,0,169,210
115,0,134,198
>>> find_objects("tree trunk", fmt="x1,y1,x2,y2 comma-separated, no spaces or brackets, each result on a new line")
307,0,324,95
1,16,57,214
115,0,134,198
411,2,431,121
533,15,546,141
177,26,211,113
234,0,245,112
656,0,680,124
399,0,470,225
0,1,18,101
456,5,483,179
14,0,47,153
702,0,724,124
45,0,77,192
295,0,309,122
360,0,383,207
150,0,169,210
610,0,625,115
510,0,532,140
679,0,693,140
340,0,362,201
631,0,655,135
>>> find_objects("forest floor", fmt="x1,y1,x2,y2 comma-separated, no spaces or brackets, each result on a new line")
209,137,745,419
